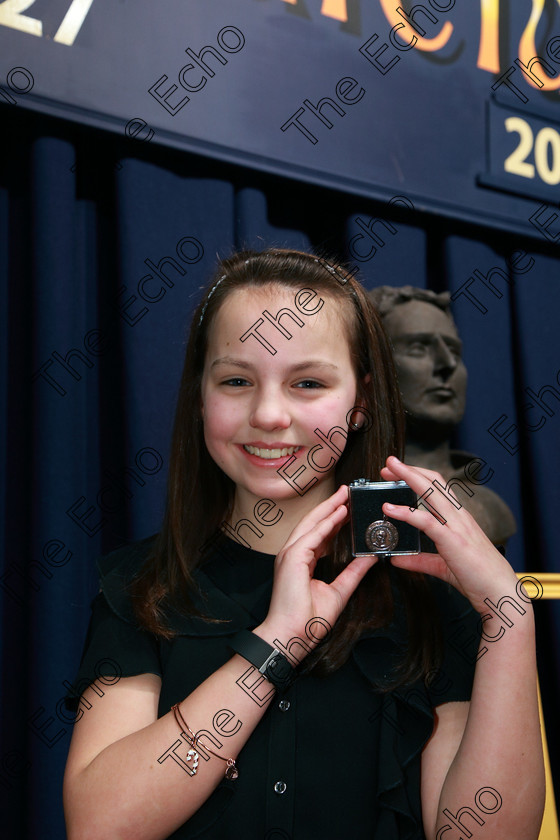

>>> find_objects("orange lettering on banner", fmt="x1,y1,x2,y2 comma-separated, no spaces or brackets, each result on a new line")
281,0,348,17
321,0,348,21
278,0,560,92
478,0,500,73
518,0,560,91
378,0,453,52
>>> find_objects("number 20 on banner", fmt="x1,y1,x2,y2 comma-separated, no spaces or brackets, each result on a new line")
505,117,560,186
0,0,95,46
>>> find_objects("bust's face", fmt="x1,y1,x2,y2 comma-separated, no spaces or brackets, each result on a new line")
383,300,467,428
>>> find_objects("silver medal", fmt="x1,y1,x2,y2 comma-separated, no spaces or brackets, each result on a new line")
365,520,399,551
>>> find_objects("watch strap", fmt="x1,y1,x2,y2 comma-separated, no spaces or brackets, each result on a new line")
229,630,296,691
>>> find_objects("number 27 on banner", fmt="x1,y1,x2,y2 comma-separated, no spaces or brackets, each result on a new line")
0,0,95,46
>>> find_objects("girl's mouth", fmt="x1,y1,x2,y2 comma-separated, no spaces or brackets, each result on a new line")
243,444,302,460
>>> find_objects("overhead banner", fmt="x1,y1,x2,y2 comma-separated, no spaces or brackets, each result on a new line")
1,0,560,239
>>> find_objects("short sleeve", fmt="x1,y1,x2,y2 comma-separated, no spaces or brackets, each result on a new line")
427,581,482,706
64,590,162,712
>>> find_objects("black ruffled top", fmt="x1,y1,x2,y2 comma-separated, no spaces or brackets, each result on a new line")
66,535,480,840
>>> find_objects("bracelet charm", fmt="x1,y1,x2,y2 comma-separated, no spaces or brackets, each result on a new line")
186,748,199,774
171,703,239,780
225,759,239,780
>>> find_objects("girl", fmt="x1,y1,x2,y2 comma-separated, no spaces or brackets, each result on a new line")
63,249,544,840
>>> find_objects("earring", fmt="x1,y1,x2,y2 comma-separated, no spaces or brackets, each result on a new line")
352,422,360,429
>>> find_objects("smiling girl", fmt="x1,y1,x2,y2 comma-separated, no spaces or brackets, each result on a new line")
63,249,544,840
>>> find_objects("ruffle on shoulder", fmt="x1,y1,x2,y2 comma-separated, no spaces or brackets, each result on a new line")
98,536,273,636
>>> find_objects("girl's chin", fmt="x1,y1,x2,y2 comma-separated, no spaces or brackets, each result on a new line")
233,473,335,506
213,448,336,502
235,480,310,502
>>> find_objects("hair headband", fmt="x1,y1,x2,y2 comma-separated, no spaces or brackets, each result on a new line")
198,274,226,327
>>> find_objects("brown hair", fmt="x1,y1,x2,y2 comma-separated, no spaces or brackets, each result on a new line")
129,248,441,688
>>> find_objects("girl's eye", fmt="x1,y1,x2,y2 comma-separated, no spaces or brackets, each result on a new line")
222,377,250,387
294,380,324,389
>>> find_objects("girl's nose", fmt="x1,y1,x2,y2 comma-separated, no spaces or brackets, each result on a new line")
249,388,291,431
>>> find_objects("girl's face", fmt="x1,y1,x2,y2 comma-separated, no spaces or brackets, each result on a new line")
200,286,361,511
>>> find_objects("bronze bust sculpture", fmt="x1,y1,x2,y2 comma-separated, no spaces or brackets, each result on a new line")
368,286,516,549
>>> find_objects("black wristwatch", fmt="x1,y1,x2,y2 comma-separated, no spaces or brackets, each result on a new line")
229,630,296,692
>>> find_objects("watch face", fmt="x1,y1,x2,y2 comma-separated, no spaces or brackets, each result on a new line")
262,652,294,689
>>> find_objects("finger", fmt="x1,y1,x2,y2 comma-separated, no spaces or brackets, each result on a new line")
381,459,449,508
311,508,351,560
384,455,444,485
282,485,349,549
383,499,447,530
279,502,348,564
389,552,449,579
382,458,460,512
380,466,400,481
329,554,378,607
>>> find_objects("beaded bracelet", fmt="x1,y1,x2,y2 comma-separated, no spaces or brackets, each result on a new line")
171,703,239,780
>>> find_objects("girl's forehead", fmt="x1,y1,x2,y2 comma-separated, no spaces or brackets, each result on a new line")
213,285,348,329
224,284,306,308
205,284,354,364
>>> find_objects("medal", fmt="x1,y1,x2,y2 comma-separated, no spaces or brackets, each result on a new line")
365,519,399,551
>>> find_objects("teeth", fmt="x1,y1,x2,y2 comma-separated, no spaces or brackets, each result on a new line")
244,445,300,459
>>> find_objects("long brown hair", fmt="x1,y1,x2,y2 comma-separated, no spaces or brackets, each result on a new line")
130,248,441,687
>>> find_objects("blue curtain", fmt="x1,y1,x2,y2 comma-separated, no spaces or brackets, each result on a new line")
1,108,559,838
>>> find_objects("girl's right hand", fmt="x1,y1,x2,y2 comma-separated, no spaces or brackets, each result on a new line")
255,485,377,657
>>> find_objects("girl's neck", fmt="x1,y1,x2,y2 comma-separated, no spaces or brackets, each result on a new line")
228,480,337,556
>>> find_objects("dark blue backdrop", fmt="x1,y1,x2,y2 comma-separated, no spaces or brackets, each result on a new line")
1,107,559,838
2,0,560,237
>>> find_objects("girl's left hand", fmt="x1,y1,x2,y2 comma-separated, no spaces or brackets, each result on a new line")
380,455,521,616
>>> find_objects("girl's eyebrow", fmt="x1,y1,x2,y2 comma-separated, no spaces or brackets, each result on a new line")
290,361,339,372
211,356,252,370
210,356,339,372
